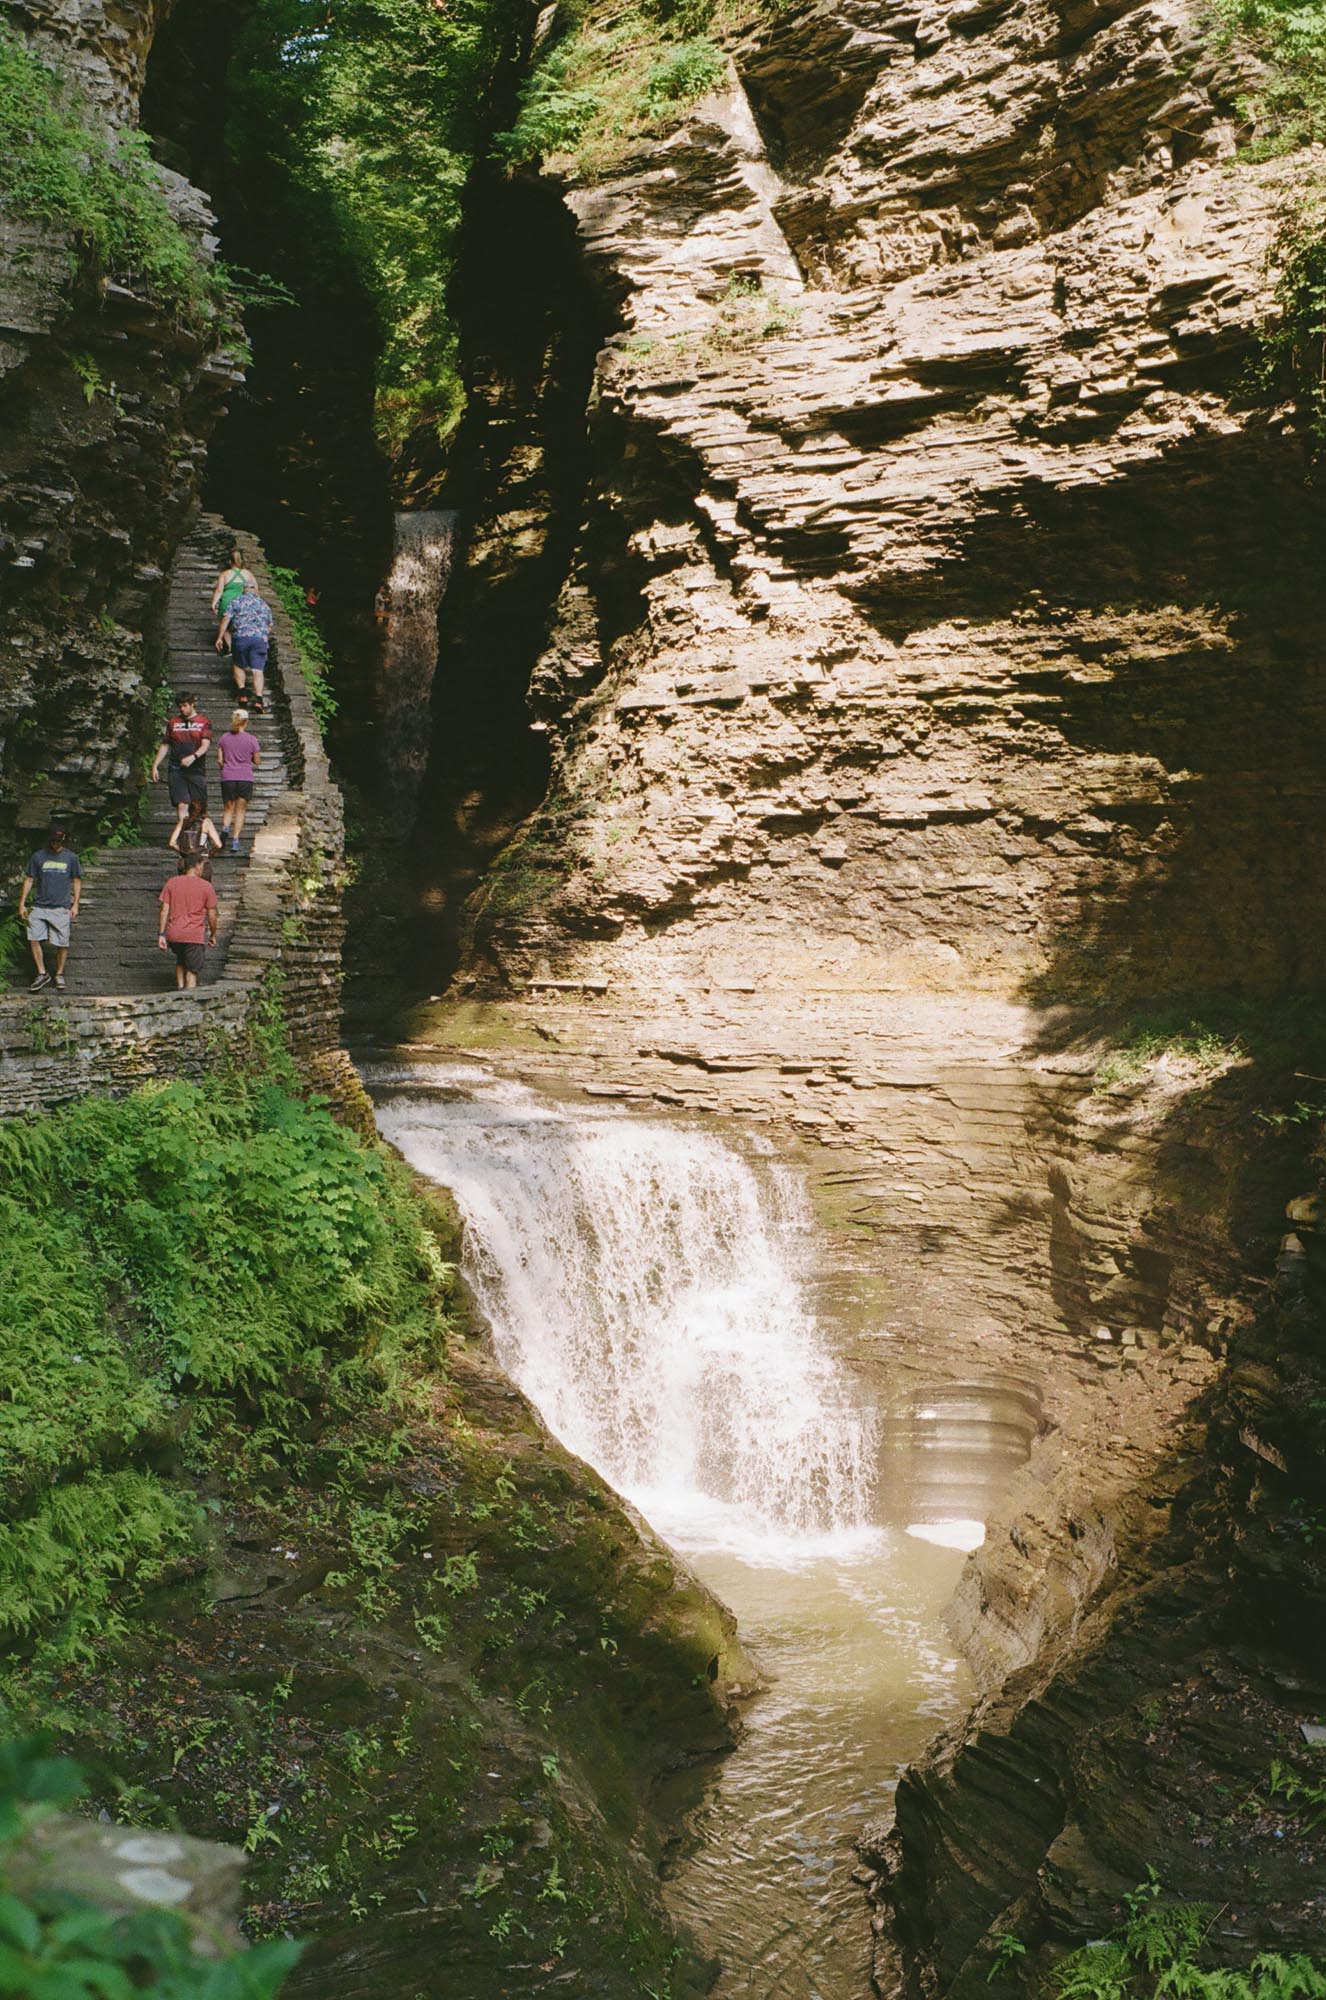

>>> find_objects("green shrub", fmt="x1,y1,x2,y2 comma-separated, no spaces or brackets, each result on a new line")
496,49,606,162
1205,0,1326,453
1045,1874,1326,2000
0,1474,196,1663
1267,1753,1326,1827
0,29,217,324
1244,205,1326,455
497,0,728,175
0,1080,443,1402
0,1192,169,1489
640,36,725,113
0,1074,449,1664
0,914,27,997
267,565,338,732
1092,1016,1243,1092
228,0,511,461
0,1736,300,1997
1205,0,1326,155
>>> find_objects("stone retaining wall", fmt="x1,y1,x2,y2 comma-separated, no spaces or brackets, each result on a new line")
0,526,349,1118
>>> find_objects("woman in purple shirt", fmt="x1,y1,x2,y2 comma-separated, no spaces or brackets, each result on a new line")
217,708,262,855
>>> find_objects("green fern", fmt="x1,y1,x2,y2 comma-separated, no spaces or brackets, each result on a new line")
0,30,220,325
1268,1758,1326,1829
1049,1881,1326,2000
0,1067,451,1667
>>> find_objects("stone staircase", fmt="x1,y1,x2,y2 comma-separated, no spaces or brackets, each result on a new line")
71,519,290,996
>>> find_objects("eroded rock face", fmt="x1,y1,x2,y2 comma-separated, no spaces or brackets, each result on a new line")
466,4,1324,1008
0,0,233,858
438,0,1326,1982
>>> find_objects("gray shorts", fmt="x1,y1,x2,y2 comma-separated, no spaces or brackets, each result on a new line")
27,907,70,949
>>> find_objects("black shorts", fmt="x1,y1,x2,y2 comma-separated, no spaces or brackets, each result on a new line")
168,764,207,807
170,941,205,975
221,780,253,802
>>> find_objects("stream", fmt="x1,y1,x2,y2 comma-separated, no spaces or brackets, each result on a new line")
369,1061,1020,1997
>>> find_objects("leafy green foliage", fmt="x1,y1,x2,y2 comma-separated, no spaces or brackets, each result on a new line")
227,0,512,459
0,913,27,996
0,1736,299,1999
0,1738,86,1843
1049,1875,1326,2000
640,36,726,113
1093,1018,1242,1091
0,1475,196,1664
1268,1755,1326,1827
1205,0,1326,155
497,0,728,175
1201,0,1326,453
267,566,337,732
989,1934,1029,1981
0,29,218,325
1243,204,1326,456
0,1073,449,1664
0,1080,441,1396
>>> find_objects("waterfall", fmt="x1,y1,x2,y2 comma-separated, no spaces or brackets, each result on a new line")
375,1070,879,1559
379,509,457,811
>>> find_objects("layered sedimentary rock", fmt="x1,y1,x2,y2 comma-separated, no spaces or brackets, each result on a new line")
0,0,233,858
432,0,1326,1982
467,4,1325,1006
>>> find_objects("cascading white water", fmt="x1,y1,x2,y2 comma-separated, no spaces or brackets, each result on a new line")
379,508,457,812
374,1069,878,1557
369,1061,980,1999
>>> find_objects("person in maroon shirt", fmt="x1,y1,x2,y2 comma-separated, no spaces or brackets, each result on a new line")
149,693,213,826
157,853,218,989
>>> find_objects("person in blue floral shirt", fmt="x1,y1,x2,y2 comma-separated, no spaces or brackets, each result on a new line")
215,586,274,713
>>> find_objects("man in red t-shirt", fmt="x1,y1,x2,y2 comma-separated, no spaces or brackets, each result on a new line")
158,854,218,989
149,693,213,826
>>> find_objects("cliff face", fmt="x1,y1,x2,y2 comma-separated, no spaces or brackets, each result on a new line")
432,0,1326,1981
468,2,1325,1007
0,0,232,858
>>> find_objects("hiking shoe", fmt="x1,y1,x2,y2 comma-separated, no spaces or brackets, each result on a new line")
230,837,241,854
29,972,50,991
53,974,66,991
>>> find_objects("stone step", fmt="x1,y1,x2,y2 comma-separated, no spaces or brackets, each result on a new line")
65,522,295,998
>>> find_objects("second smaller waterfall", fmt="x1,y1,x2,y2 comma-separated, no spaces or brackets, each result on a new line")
379,509,457,814
375,1069,878,1557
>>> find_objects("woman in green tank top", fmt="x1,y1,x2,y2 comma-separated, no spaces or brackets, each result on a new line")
211,548,255,650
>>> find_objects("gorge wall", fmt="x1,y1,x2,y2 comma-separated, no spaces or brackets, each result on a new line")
467,2,1326,1008
402,0,1326,1984
0,0,234,860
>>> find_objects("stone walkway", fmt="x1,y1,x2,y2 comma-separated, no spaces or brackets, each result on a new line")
71,518,290,996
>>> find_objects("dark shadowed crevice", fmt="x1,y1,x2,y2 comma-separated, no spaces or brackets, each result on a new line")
400,167,607,998
140,0,392,782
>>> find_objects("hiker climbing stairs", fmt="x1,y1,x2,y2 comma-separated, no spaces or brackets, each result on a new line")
72,519,291,996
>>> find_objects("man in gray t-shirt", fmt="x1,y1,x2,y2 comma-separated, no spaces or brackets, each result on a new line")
18,821,81,991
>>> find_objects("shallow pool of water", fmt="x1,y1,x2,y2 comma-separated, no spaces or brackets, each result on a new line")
663,1534,969,2000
